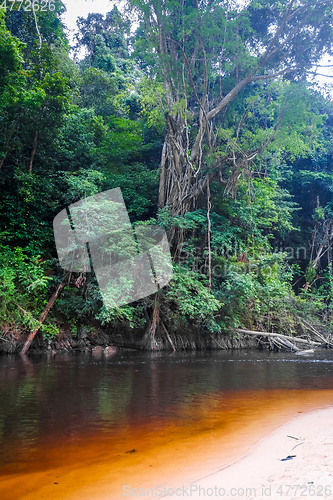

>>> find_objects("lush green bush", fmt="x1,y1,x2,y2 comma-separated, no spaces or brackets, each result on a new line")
0,246,60,338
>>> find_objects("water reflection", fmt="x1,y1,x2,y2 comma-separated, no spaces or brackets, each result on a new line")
0,349,333,472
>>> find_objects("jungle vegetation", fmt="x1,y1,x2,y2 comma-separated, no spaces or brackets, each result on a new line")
1,0,333,349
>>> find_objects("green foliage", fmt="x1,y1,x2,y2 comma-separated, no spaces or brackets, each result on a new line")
61,169,106,202
138,77,165,132
215,252,293,330
0,245,50,326
164,265,221,332
1,1,333,346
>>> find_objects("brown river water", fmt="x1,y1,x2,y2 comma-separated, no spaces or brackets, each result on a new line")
1,349,333,499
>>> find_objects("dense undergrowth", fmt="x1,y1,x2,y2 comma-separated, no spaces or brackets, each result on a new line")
1,2,333,348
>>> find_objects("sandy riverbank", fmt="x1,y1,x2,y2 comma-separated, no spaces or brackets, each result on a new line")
168,407,333,499
1,396,333,500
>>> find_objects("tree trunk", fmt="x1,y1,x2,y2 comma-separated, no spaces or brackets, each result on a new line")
0,146,10,170
152,1,314,218
150,295,160,337
28,131,38,173
207,180,212,290
160,113,206,216
235,328,321,347
0,154,7,171
141,295,161,350
161,321,176,352
158,142,167,208
20,274,68,355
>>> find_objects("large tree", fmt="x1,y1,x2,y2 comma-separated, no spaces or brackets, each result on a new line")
130,0,333,216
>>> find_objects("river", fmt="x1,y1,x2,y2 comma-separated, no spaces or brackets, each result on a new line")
1,349,333,499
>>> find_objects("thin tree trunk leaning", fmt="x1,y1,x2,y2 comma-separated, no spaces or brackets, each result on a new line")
28,131,38,173
0,147,10,170
305,219,333,288
209,334,227,350
161,321,176,352
20,274,68,355
0,157,6,170
235,328,321,348
298,318,330,345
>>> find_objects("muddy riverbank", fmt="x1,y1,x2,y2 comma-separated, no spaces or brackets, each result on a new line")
0,325,258,354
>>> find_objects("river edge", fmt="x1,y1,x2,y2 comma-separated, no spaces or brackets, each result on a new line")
1,392,333,500
59,402,333,500
179,406,333,500
0,326,258,354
